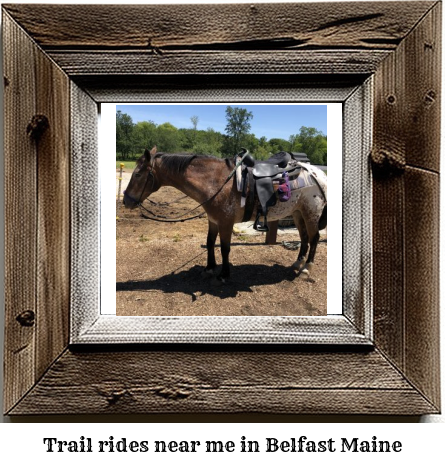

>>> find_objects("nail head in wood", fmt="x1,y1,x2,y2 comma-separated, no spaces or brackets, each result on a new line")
424,90,436,105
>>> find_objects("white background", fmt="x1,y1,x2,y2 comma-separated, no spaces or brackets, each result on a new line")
0,0,444,458
102,103,342,315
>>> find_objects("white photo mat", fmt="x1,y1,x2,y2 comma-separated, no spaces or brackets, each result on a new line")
71,83,372,345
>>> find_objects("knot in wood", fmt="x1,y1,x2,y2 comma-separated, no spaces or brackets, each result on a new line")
105,389,128,405
16,310,35,327
27,114,49,140
370,148,405,177
154,386,191,400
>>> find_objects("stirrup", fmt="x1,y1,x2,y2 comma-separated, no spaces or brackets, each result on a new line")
254,212,269,232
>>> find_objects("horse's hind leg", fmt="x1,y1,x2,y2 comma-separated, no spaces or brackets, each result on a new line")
292,211,309,272
202,220,218,278
304,226,320,276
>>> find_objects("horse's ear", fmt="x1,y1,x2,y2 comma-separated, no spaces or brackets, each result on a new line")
150,146,157,156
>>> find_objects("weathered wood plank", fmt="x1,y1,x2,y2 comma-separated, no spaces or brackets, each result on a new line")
9,349,438,415
372,18,408,372
371,4,441,411
80,75,362,104
404,2,441,171
47,50,390,76
372,175,405,367
343,80,372,335
35,44,71,380
2,2,441,417
70,83,99,340
3,2,435,50
404,168,440,409
3,12,38,414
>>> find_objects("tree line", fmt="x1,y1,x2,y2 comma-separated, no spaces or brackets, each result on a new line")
116,106,327,165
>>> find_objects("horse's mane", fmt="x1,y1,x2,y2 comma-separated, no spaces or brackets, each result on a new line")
156,153,233,173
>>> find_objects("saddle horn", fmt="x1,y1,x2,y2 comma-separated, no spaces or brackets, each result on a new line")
237,147,255,168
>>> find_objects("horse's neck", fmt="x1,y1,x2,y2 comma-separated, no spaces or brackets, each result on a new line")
159,159,222,204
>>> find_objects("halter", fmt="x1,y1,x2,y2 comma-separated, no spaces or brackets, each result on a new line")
123,165,156,206
123,149,250,223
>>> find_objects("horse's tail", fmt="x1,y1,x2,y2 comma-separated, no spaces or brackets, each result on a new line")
318,204,327,231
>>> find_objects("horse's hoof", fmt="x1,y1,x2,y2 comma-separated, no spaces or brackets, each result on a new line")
201,268,215,279
292,259,304,271
305,262,314,273
299,267,314,282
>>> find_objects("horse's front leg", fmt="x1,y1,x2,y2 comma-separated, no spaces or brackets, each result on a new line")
202,220,219,278
215,223,233,283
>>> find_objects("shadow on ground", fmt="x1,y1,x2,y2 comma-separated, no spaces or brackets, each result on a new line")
116,263,297,300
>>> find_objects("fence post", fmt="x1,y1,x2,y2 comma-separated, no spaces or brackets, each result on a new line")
116,163,124,215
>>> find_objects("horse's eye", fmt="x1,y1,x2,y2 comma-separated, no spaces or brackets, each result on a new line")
135,173,141,178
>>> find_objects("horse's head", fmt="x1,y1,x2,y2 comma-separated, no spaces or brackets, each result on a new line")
123,146,159,209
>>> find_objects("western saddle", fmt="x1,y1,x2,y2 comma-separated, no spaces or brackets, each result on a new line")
237,150,310,231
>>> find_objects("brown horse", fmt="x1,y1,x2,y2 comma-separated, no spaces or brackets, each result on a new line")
123,147,327,283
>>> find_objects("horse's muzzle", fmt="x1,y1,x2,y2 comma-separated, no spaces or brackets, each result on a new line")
123,190,138,209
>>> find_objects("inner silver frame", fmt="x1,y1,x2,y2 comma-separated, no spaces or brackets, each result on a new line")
70,79,373,345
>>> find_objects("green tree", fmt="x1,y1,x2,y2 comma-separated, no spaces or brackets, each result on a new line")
288,134,303,152
192,127,223,156
224,106,253,155
132,120,157,154
156,122,181,152
298,126,327,165
116,111,134,159
268,138,290,153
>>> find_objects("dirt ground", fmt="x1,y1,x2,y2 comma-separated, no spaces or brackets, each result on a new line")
116,182,327,317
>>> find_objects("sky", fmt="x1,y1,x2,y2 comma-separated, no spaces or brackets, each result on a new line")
116,104,327,140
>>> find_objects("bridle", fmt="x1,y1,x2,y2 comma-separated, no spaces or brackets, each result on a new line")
123,165,156,206
123,149,250,223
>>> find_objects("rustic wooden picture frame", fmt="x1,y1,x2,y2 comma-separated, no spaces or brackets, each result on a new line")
3,2,441,415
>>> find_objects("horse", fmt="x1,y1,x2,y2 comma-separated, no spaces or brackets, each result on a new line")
123,146,327,283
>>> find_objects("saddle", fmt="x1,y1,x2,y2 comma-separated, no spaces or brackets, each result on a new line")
238,151,310,231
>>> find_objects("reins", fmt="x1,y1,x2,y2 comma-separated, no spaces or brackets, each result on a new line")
130,149,250,223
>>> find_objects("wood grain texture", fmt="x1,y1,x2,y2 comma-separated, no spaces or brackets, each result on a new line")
372,2,441,172
404,2,441,172
47,50,390,76
404,168,440,407
79,75,361,104
70,83,99,339
343,80,372,336
3,12,38,414
8,349,437,415
3,2,435,50
372,3,441,411
2,2,434,82
35,38,71,382
372,175,405,366
2,2,441,416
3,11,71,412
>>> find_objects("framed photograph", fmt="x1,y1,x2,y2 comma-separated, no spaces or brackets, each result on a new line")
3,2,440,415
